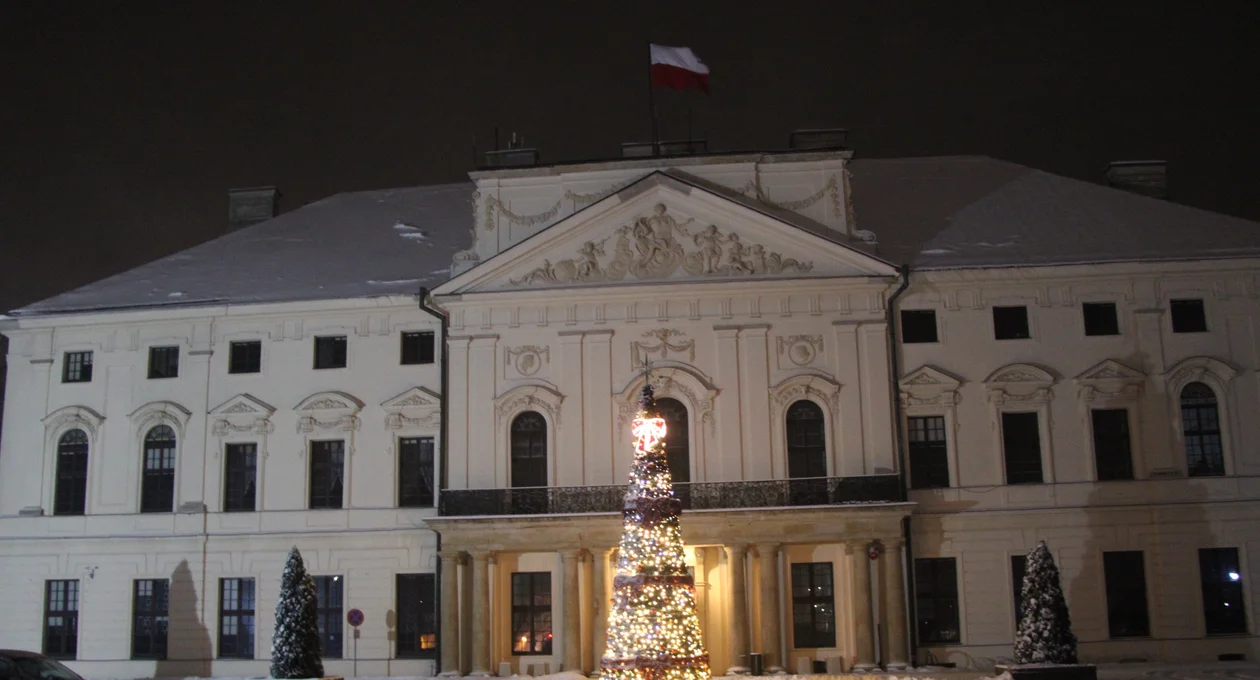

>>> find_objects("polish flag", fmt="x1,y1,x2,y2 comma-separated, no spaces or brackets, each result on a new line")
650,44,710,93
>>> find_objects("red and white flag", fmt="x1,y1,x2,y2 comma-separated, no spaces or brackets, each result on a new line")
650,44,709,93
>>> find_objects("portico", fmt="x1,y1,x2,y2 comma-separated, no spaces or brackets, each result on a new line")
428,502,913,676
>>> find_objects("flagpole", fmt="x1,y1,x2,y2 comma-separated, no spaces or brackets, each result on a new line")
647,43,659,156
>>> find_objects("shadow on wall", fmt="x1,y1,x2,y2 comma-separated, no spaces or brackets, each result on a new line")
157,560,213,678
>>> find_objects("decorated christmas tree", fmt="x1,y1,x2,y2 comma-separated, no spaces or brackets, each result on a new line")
1015,541,1078,665
271,546,325,679
600,382,710,680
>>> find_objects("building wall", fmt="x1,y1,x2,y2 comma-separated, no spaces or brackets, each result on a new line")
0,297,444,677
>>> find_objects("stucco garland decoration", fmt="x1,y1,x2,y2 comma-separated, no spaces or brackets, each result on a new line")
776,335,823,366
506,345,551,377
632,329,695,369
509,204,813,287
738,169,844,220
483,195,562,232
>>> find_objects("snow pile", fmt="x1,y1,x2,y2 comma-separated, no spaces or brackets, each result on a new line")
394,222,430,240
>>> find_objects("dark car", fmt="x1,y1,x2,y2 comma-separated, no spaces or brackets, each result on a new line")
0,651,85,680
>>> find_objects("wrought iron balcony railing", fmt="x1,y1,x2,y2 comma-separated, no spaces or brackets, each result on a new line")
437,474,901,517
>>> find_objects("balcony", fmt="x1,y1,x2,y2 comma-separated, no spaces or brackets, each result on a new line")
437,474,902,517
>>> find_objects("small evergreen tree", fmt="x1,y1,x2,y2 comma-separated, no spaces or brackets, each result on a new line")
1015,541,1078,664
271,547,324,679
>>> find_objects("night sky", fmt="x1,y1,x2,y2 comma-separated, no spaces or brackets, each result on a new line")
2,1,1258,313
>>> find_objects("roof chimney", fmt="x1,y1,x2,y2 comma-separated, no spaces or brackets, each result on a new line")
621,139,708,158
228,186,281,231
789,128,848,151
482,131,539,168
1105,161,1167,200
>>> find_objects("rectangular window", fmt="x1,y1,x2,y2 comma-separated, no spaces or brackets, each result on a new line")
140,430,176,513
900,310,939,344
1092,409,1133,481
396,574,437,657
399,437,435,507
1104,551,1150,637
228,341,262,374
401,331,436,365
43,580,79,658
309,440,345,509
790,562,836,648
914,558,960,644
511,572,553,655
223,443,257,512
908,415,949,489
993,306,1031,340
132,579,169,659
1083,302,1120,336
1002,412,1043,484
1171,298,1208,333
1011,555,1027,628
62,351,93,383
314,335,348,369
1200,547,1247,635
218,578,255,658
314,576,343,658
147,346,180,379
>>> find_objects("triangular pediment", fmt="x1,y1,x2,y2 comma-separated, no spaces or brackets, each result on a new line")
899,365,962,389
1074,359,1145,384
210,393,276,417
381,386,443,411
436,171,895,294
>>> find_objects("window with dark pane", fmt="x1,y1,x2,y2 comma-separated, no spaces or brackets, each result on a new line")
401,331,436,365
396,574,437,657
1103,551,1150,637
1083,302,1120,336
218,578,255,658
1171,298,1208,333
228,341,262,374
511,572,553,655
54,429,89,516
901,309,939,344
314,335,347,369
141,425,177,513
314,576,343,658
790,562,836,648
1091,409,1133,481
510,412,547,488
1181,382,1224,476
147,346,180,379
786,401,827,478
223,443,257,512
993,306,1031,340
1200,547,1247,635
43,580,79,658
309,440,345,509
62,351,93,383
131,579,169,659
1002,412,1043,484
399,437,435,507
658,398,692,507
908,415,949,489
914,558,960,644
1011,555,1027,628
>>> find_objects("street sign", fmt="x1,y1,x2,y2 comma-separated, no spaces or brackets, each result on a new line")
347,608,364,627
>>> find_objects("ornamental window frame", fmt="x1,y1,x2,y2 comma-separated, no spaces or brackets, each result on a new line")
41,405,105,517
984,363,1056,485
1074,359,1146,481
494,384,563,488
898,365,962,489
209,394,275,513
129,401,192,514
294,391,363,507
769,374,841,480
382,387,442,506
615,366,718,484
1163,356,1236,477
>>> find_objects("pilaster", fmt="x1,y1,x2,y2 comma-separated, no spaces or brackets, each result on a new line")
439,551,463,676
738,326,773,479
755,543,783,670
713,327,743,480
561,548,582,672
726,543,750,674
469,551,492,676
558,333,585,486
880,540,909,669
847,542,875,669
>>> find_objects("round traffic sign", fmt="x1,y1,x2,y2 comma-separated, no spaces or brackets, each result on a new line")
347,608,364,627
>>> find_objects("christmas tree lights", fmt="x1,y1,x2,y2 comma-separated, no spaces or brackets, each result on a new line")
600,381,710,680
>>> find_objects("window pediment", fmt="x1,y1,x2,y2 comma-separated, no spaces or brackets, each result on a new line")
209,393,276,437
294,391,363,433
129,401,193,438
985,363,1055,405
1163,356,1237,392
1075,359,1145,402
495,384,564,426
382,386,442,430
770,374,841,412
42,405,105,443
616,366,719,435
899,365,962,408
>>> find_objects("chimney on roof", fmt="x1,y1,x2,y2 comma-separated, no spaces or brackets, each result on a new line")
789,128,849,151
228,186,281,231
1105,161,1167,200
482,131,539,168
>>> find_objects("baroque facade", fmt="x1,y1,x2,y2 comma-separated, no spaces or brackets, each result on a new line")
3,149,1260,678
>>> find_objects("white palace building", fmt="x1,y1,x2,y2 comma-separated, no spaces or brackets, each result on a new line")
4,142,1260,678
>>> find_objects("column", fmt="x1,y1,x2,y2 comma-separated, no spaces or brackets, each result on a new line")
591,548,613,672
756,543,783,670
580,550,594,674
439,551,463,675
562,549,582,672
881,540,909,669
848,543,875,669
726,543,750,673
470,551,492,676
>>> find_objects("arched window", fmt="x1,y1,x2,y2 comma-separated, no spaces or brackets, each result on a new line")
141,425,177,513
656,398,690,485
54,429,89,516
510,412,547,488
786,401,827,478
1181,382,1224,476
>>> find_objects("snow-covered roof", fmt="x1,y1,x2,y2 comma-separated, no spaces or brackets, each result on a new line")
12,155,1260,318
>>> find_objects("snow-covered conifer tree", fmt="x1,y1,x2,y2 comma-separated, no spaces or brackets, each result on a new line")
271,547,324,679
1015,541,1078,664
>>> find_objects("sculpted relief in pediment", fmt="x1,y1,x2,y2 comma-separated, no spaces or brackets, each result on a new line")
508,203,814,287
